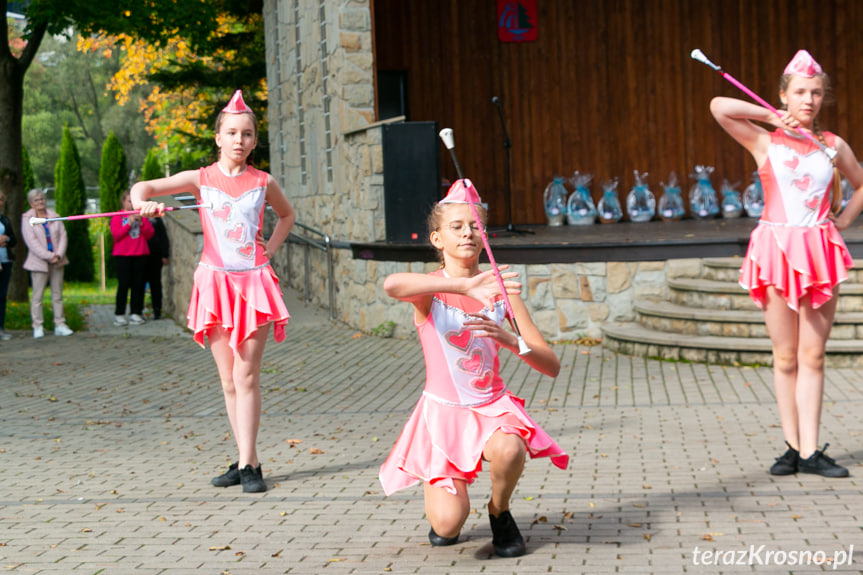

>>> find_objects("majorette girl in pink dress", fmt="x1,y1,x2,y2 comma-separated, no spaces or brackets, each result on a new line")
131,90,296,493
379,180,569,557
712,50,863,478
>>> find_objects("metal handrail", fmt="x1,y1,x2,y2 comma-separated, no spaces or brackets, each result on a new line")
288,222,335,320
176,195,335,319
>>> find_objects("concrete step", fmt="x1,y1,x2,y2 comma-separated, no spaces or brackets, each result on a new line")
700,256,863,282
667,277,863,312
701,257,744,281
602,321,863,367
636,300,863,339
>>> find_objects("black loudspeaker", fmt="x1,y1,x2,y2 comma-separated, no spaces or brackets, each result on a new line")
383,121,440,243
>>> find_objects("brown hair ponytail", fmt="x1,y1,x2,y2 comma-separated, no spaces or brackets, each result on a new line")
815,129,842,215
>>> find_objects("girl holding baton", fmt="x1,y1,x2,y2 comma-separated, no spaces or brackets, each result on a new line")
379,180,568,557
131,90,296,492
711,50,863,477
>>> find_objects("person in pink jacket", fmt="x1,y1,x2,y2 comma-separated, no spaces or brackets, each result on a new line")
111,191,154,326
21,189,73,339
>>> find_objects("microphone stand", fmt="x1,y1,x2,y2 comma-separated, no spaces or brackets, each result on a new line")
491,96,532,235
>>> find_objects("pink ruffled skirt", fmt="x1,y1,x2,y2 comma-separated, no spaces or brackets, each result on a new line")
379,391,569,496
739,221,853,311
187,264,289,353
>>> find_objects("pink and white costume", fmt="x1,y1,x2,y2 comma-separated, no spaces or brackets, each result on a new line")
188,162,290,352
379,270,569,496
739,129,853,310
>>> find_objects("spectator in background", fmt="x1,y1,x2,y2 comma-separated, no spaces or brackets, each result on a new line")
0,190,18,340
146,216,170,319
21,188,73,339
111,191,153,326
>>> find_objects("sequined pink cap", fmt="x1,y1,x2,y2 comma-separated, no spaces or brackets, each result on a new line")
439,179,483,204
783,50,823,78
222,90,253,114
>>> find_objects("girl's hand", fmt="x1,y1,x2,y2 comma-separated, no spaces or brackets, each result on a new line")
138,201,165,218
463,313,518,349
256,230,272,259
831,211,850,231
465,266,521,308
776,110,800,130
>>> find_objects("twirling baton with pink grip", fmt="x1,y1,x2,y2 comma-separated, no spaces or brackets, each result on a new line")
29,203,210,226
691,49,837,160
439,128,531,355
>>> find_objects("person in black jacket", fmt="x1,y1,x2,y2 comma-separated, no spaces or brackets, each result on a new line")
0,190,18,340
146,216,170,319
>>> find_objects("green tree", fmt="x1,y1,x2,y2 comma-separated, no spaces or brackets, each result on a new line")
98,131,126,278
22,146,34,193
55,125,93,282
22,32,155,188
141,147,163,181
99,131,126,212
2,0,234,300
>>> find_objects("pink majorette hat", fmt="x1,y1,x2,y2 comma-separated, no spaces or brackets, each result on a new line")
783,50,823,78
440,178,486,206
222,90,253,114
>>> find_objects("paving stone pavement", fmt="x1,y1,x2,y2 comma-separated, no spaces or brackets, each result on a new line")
1,288,863,574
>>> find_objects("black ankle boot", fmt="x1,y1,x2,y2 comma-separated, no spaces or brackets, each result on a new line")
428,527,459,546
489,510,526,557
239,464,267,492
769,442,799,476
211,462,241,487
799,444,849,478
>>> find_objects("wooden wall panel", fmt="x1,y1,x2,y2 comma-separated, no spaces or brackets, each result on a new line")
373,0,863,226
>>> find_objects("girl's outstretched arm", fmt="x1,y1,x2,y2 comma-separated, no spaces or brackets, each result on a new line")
383,272,457,320
131,170,200,216
384,268,521,320
710,97,776,166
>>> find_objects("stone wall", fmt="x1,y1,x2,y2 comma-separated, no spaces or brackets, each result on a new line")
161,208,706,341
263,0,381,244
304,256,705,342
158,202,203,322
257,1,707,342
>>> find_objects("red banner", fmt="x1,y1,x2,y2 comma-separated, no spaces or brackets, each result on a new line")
497,0,538,43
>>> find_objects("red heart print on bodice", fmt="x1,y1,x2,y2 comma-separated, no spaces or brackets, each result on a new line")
213,203,233,221
804,195,820,212
225,223,245,242
793,175,811,191
237,242,254,259
470,370,494,391
446,329,472,351
457,349,484,375
784,156,799,171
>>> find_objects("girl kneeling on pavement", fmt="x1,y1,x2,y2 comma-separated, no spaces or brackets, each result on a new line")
378,180,569,557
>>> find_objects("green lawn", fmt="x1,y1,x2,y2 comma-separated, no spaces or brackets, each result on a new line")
5,279,117,332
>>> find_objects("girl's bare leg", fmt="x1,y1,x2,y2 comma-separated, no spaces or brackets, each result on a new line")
795,292,837,457
482,431,527,516
424,480,470,538
208,325,270,467
762,288,802,450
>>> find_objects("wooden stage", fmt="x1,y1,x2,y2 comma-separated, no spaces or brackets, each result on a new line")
349,217,863,264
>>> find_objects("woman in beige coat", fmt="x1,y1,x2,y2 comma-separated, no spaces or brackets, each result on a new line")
21,189,73,339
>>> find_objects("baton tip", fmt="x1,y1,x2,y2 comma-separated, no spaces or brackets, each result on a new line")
438,128,455,150
517,337,532,356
